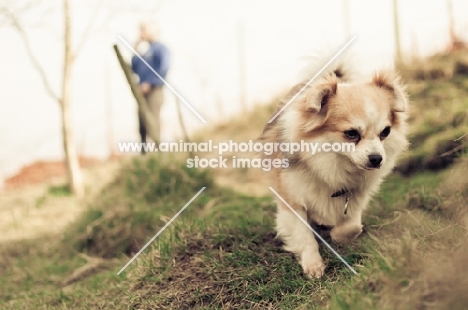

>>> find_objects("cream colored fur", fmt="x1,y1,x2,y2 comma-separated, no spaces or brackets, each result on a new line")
260,64,409,278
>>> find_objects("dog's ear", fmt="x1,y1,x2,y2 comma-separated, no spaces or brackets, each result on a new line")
372,72,408,112
301,77,338,113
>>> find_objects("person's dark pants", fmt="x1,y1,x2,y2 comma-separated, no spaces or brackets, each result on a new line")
138,86,164,154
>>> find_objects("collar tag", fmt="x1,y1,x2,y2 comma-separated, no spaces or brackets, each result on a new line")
344,197,350,215
331,189,352,214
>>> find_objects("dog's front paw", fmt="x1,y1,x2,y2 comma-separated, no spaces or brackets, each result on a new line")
300,253,326,278
330,224,363,245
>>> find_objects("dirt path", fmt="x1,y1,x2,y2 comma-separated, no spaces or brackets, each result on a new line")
0,159,124,242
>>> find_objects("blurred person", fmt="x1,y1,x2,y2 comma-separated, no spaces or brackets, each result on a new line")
131,20,170,154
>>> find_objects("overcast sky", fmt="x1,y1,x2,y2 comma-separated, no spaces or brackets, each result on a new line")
0,0,467,182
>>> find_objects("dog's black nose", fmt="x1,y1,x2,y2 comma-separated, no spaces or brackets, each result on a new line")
368,154,382,167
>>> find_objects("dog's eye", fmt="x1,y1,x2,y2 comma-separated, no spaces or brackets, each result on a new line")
380,126,391,139
344,130,360,140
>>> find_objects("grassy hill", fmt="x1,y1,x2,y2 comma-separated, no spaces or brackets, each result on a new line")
1,51,468,309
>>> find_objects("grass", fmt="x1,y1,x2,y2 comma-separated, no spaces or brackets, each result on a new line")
48,184,72,197
1,50,468,309
2,155,466,309
397,58,468,175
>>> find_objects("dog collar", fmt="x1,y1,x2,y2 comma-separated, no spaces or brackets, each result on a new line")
331,188,348,197
331,189,351,214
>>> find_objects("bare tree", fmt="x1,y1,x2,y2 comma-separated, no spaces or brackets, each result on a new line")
342,0,351,39
60,0,82,195
0,0,110,195
392,0,402,62
446,0,457,49
1,0,168,195
237,19,247,112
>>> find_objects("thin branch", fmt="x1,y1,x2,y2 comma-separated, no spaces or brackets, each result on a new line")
18,28,59,101
113,44,161,144
1,1,58,36
3,8,59,101
116,0,165,15
29,6,61,39
71,1,103,61
174,93,193,157
440,143,464,158
454,132,468,141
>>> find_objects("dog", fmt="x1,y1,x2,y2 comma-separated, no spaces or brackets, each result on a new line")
259,62,409,278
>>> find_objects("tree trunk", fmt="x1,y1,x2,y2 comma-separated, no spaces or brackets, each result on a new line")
61,0,83,195
175,95,193,158
237,19,247,112
113,44,160,145
342,0,351,38
393,0,402,63
447,0,455,48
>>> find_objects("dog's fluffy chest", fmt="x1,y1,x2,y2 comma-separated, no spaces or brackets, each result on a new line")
281,167,369,225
